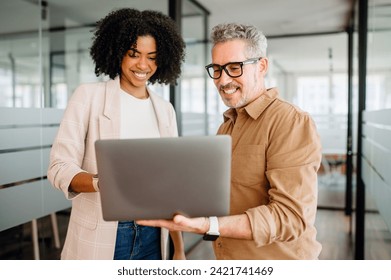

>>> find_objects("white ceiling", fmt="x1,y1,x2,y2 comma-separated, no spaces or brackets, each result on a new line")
197,0,354,37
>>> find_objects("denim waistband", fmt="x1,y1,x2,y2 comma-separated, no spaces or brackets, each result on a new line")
117,220,155,229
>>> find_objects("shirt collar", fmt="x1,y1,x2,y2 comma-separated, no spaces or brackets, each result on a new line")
223,87,279,122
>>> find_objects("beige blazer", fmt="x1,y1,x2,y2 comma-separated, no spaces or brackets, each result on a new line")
47,77,178,259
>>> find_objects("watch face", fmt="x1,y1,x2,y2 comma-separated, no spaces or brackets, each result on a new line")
203,234,219,241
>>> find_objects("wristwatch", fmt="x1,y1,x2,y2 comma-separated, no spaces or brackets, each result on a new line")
203,216,220,241
92,174,99,192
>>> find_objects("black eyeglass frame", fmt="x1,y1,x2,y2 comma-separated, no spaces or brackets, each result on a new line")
205,57,262,79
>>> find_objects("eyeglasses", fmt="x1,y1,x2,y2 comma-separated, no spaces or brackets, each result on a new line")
205,57,262,79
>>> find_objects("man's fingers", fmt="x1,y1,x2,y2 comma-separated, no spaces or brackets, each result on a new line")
137,215,209,234
136,219,166,227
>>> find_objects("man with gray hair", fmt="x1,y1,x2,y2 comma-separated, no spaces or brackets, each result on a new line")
139,23,322,260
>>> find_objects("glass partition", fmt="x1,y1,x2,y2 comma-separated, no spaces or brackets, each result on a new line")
364,0,391,259
267,33,350,209
367,1,391,110
0,1,41,108
181,1,210,135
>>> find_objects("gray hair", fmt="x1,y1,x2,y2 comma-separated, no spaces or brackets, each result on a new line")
210,23,267,57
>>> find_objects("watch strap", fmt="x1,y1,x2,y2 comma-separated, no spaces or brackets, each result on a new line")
208,216,219,234
92,175,99,192
203,216,220,241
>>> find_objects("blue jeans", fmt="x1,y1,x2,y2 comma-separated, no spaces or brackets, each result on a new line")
113,221,161,260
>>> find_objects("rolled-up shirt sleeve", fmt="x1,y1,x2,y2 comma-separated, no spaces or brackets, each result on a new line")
246,111,321,247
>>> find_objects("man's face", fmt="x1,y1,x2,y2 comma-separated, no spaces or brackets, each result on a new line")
211,39,267,108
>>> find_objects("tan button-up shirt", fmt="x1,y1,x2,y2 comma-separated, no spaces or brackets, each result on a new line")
213,88,322,259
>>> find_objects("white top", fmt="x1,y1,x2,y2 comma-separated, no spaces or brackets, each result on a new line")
120,89,160,139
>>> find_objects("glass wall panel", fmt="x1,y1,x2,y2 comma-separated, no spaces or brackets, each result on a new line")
367,0,391,110
181,1,209,135
0,0,42,108
364,0,391,259
267,34,350,209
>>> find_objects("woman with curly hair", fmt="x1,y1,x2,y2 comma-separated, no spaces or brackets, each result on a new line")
47,8,186,260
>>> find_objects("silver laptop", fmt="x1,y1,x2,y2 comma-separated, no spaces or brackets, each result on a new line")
95,135,231,221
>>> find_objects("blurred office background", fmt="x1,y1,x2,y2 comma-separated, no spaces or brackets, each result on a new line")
1,0,391,260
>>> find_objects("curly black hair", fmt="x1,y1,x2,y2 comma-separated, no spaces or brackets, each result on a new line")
90,8,186,85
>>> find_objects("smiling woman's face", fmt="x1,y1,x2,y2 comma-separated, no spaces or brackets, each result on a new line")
120,35,158,97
